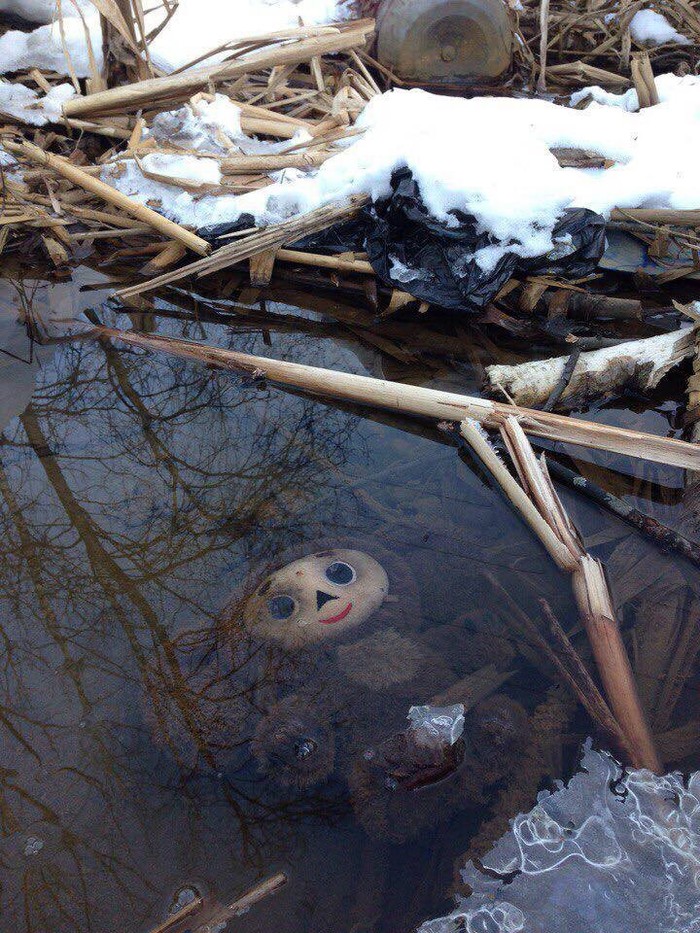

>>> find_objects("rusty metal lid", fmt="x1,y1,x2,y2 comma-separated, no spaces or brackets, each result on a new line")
376,0,513,86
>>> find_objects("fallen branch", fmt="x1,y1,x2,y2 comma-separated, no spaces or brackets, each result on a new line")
84,327,700,470
485,327,696,410
545,456,700,570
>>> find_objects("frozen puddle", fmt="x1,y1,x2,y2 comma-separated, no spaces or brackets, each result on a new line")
421,742,700,933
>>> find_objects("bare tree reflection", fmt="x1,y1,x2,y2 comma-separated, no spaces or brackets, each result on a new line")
0,303,361,932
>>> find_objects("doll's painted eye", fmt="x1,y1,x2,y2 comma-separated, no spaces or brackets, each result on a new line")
325,561,356,586
268,595,295,620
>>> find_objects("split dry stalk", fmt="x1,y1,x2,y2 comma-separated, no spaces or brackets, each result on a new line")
85,327,700,471
462,414,661,772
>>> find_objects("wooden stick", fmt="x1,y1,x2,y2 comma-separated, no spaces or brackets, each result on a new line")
147,896,204,933
545,456,700,570
610,207,700,226
218,873,287,919
85,326,700,470
63,22,375,118
220,150,332,174
276,248,374,274
4,140,210,257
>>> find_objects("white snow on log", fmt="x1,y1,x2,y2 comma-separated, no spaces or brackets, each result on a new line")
630,9,692,47
102,73,700,271
485,327,697,409
0,80,75,126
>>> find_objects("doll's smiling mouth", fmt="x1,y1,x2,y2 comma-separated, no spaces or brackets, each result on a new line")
318,602,353,624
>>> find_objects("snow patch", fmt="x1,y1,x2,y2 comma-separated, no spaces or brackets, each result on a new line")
630,9,692,46
102,74,700,272
0,81,75,126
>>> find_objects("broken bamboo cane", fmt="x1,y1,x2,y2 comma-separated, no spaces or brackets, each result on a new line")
4,140,211,257
86,327,700,470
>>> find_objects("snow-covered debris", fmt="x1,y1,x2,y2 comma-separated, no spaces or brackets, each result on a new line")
102,74,700,273
149,96,244,155
0,0,354,79
421,743,700,933
139,152,222,188
630,8,692,46
0,81,75,126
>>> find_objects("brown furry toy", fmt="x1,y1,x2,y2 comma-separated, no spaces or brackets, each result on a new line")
349,688,530,843
222,536,473,790
232,534,470,725
251,694,337,790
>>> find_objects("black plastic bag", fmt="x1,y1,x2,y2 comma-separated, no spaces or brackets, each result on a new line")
365,169,607,311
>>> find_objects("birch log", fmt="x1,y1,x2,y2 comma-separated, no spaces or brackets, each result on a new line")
485,327,696,410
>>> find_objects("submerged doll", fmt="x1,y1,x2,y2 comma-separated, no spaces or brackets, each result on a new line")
142,533,523,839
235,536,526,839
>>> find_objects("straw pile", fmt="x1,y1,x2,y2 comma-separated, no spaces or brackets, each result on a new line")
0,7,376,274
516,0,700,90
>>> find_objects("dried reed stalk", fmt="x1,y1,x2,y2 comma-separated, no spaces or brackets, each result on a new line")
4,139,210,256
63,21,376,118
116,194,370,296
84,327,700,470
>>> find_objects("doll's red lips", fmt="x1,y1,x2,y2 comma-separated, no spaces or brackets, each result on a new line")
318,602,352,624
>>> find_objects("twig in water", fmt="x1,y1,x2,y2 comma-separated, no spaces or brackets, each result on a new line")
542,347,581,412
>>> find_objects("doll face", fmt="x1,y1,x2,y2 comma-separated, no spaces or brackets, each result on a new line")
244,549,389,648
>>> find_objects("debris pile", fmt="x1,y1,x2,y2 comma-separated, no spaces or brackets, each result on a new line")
517,0,700,91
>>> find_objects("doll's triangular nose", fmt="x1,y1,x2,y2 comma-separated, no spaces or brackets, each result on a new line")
316,590,338,610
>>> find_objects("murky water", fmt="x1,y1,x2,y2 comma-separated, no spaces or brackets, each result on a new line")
0,266,698,933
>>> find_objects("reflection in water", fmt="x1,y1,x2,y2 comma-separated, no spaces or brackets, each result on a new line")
0,272,697,933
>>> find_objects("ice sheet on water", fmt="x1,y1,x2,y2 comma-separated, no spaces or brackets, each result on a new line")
408,704,465,747
420,742,700,933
